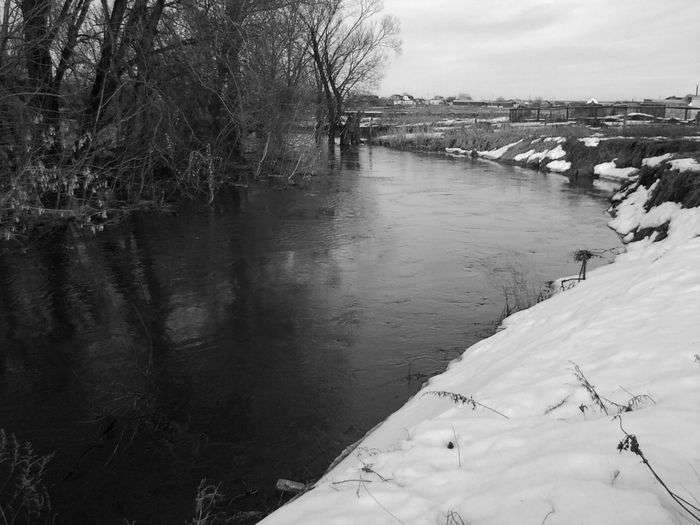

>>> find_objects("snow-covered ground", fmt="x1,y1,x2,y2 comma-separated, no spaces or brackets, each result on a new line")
262,175,700,524
478,140,523,160
594,161,639,182
545,160,571,173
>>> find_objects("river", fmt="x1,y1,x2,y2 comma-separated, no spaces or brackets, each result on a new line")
0,146,619,524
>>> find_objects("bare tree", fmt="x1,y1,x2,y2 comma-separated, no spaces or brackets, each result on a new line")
1,0,325,239
301,0,399,145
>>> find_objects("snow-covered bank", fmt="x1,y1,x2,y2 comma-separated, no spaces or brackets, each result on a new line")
465,134,700,184
261,165,700,524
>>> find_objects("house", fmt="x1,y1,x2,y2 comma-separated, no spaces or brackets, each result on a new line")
389,94,416,106
643,97,698,119
492,99,517,108
429,96,445,106
689,96,700,120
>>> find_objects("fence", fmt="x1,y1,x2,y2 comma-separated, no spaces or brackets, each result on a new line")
509,104,700,123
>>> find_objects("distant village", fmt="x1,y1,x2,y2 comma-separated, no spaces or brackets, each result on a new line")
350,91,700,110
347,90,700,123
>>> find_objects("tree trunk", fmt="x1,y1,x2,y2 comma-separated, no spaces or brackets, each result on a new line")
21,0,52,106
86,0,128,127
20,0,63,156
0,0,11,66
327,120,337,146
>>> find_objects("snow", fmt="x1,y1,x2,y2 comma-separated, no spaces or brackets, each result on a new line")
263,181,700,525
377,132,444,141
638,202,680,230
593,179,622,194
579,137,601,147
478,140,523,160
528,151,549,163
545,144,566,160
546,160,571,173
483,116,509,123
594,161,639,181
642,153,673,168
609,181,700,242
607,182,658,235
445,147,470,156
626,112,656,120
513,149,535,162
668,158,700,173
520,145,567,164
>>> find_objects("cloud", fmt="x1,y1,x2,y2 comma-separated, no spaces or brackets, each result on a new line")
379,0,700,99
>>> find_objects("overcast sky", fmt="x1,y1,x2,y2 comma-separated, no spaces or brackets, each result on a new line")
379,0,700,101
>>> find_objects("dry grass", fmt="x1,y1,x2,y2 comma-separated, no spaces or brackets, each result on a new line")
369,105,510,126
373,119,700,156
0,430,53,525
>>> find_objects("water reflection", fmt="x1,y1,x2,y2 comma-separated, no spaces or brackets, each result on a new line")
0,146,619,524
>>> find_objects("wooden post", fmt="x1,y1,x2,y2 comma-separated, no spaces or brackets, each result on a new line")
622,106,628,136
566,107,569,120
536,108,541,121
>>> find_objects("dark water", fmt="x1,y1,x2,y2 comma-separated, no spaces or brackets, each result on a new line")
0,147,619,523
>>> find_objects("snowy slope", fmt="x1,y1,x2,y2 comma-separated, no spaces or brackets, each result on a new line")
262,190,700,525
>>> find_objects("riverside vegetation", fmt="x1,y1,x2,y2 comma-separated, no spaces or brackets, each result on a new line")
0,0,399,242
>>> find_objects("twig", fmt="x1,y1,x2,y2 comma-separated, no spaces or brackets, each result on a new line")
331,478,373,485
616,416,700,522
444,510,466,525
423,391,510,420
540,507,555,525
571,363,608,415
255,132,271,179
287,153,303,183
361,464,392,482
451,425,462,468
544,395,571,415
360,482,405,525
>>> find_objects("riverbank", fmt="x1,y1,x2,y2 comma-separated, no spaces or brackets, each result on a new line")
261,155,700,523
372,124,700,185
